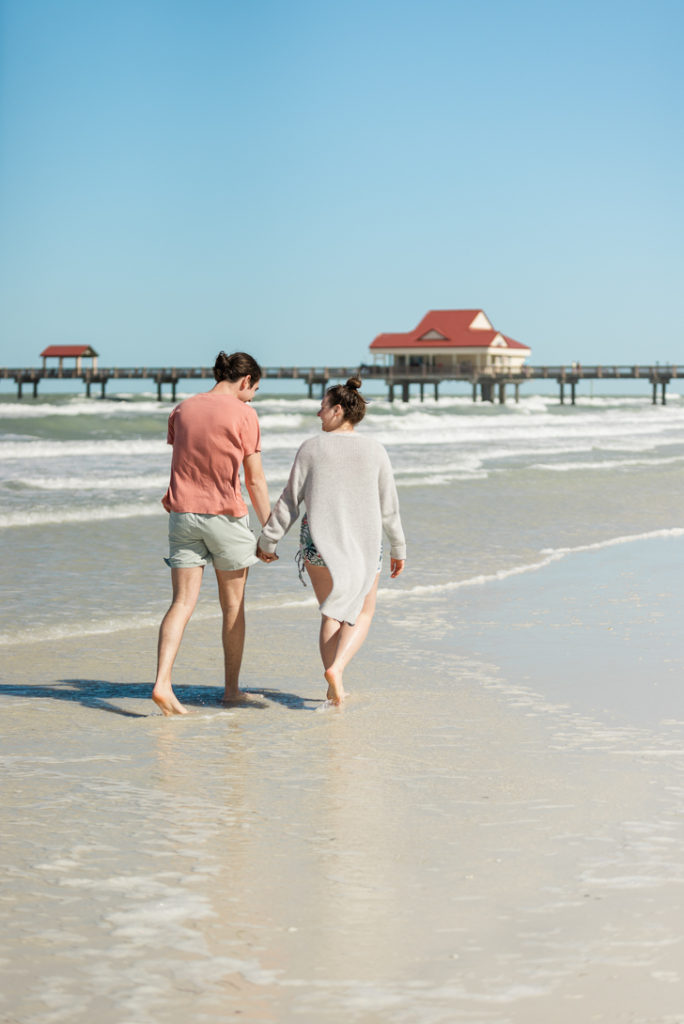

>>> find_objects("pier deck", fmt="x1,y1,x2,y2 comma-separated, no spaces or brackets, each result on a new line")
0,363,680,404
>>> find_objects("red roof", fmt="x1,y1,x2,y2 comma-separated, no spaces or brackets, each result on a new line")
500,334,529,351
41,345,98,357
370,310,530,352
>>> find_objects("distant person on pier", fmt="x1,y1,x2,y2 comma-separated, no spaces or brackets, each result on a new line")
152,351,271,715
257,377,406,705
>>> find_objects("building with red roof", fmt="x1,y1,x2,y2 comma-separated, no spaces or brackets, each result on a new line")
369,310,530,374
40,345,99,373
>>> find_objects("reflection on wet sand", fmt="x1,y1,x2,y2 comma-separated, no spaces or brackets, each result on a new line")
3,543,684,1021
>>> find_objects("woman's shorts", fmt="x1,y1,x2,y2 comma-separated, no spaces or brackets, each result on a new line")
299,514,327,567
165,511,259,571
298,514,382,573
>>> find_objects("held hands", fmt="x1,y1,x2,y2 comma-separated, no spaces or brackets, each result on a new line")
257,544,278,563
258,545,401,573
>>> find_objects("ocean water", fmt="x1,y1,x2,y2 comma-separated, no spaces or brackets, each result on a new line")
2,389,684,647
4,388,684,1023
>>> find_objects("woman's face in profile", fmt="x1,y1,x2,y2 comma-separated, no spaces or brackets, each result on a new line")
317,397,343,432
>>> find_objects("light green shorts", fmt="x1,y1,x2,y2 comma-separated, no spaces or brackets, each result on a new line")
165,511,259,571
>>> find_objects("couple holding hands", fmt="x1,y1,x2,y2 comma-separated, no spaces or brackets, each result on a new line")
152,351,406,715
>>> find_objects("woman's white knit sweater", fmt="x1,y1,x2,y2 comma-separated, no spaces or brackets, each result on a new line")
258,432,406,624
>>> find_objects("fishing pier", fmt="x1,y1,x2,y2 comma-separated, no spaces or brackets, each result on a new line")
1,362,680,405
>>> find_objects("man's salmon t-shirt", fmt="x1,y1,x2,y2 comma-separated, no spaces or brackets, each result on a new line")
161,393,261,516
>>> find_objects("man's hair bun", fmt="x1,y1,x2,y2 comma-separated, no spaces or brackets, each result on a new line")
346,376,362,390
214,351,262,384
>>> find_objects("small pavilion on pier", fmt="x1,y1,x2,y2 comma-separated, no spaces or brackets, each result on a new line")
40,345,99,374
369,309,531,373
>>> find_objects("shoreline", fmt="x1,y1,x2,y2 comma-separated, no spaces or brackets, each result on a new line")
3,526,684,658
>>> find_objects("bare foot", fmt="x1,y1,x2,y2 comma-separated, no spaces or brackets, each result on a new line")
221,687,244,705
221,690,265,707
324,667,346,705
152,686,188,716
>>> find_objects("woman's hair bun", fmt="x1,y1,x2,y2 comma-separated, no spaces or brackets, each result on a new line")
326,376,367,424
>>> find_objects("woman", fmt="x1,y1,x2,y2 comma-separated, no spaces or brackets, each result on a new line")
257,377,406,705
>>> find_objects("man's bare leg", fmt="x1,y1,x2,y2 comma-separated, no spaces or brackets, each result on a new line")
216,567,249,702
152,566,204,715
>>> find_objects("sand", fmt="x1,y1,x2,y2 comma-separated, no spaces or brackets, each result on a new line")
2,538,684,1023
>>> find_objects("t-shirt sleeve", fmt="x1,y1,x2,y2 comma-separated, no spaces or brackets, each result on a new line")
241,407,261,457
166,407,177,446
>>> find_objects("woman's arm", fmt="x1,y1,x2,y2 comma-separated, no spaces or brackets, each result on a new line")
257,447,308,554
378,449,407,561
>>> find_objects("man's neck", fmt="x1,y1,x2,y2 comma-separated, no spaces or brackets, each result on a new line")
211,380,240,397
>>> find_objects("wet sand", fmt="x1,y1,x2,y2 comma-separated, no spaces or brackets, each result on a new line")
2,538,684,1023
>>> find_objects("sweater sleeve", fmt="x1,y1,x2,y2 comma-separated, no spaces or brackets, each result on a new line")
257,445,308,554
378,447,406,560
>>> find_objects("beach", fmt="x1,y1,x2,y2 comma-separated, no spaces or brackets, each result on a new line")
2,391,684,1022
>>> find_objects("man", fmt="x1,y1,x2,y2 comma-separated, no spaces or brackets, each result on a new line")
152,351,271,715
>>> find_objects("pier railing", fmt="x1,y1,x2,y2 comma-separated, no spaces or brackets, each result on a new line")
1,363,681,404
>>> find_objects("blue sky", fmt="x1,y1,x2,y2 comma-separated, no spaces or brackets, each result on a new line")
1,0,682,372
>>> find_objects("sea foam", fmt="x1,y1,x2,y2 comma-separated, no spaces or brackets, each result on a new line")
0,502,164,529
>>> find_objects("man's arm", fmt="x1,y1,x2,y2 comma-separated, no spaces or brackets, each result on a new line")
243,452,271,527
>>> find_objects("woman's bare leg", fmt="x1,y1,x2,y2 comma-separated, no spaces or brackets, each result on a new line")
305,565,380,705
323,574,380,703
152,566,204,715
305,564,339,669
319,615,341,671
